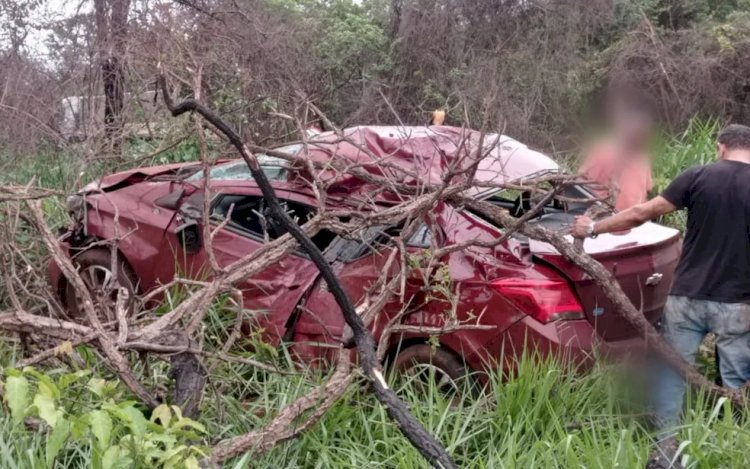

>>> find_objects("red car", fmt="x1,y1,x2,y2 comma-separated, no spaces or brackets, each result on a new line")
50,126,680,387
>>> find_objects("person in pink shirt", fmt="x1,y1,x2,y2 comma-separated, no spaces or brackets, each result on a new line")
579,109,654,212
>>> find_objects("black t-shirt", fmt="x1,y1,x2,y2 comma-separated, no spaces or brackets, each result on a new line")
661,160,750,303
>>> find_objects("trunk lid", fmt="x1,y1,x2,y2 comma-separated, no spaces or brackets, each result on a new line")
528,214,681,341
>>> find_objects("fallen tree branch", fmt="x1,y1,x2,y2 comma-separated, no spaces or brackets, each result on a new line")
210,350,354,463
159,73,457,468
26,201,161,409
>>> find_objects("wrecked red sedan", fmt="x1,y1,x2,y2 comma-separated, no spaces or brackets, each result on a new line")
50,126,680,385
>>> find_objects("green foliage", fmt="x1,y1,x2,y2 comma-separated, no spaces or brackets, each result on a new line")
1,367,206,469
652,119,719,193
650,118,720,230
0,323,747,468
315,11,390,77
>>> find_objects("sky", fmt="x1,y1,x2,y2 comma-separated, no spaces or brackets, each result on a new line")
25,0,91,60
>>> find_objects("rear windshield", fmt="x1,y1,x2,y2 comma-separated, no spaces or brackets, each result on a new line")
186,144,301,182
471,179,597,243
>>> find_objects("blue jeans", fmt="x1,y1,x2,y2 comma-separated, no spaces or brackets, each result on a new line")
654,296,750,433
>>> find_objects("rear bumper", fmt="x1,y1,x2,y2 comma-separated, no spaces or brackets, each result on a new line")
598,335,648,361
464,316,648,378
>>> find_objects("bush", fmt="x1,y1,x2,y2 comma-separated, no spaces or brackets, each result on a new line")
2,367,207,468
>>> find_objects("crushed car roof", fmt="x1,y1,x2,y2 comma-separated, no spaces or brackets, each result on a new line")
81,125,559,201
287,126,559,199
196,126,559,199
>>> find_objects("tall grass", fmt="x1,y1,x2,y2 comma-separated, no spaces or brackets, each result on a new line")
651,119,721,230
2,345,750,469
223,354,750,469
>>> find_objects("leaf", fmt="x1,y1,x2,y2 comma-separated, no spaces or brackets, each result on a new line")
58,370,91,389
170,405,183,421
23,368,60,399
103,401,147,437
102,446,127,469
89,410,112,447
46,418,71,468
70,414,90,440
87,378,107,397
33,393,59,427
5,375,30,425
171,418,206,434
150,404,172,428
230,452,253,469
5,368,23,378
163,446,188,467
120,405,148,438
184,456,200,469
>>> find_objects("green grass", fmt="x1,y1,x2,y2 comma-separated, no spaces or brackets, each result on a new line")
1,343,750,469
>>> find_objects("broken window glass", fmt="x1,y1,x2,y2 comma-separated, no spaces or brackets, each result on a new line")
211,193,335,251
187,144,301,182
406,224,433,248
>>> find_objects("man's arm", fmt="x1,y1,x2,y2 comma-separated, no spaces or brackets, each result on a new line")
571,196,677,239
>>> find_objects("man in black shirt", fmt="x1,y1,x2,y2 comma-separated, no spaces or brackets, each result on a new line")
572,124,750,465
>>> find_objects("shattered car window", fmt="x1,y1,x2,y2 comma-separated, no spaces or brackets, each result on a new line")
406,224,433,248
325,225,402,262
187,144,301,182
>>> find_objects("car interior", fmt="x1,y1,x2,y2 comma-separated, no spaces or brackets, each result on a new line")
481,182,596,233
210,194,435,262
211,195,337,251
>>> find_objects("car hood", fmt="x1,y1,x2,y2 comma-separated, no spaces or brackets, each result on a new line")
79,162,202,194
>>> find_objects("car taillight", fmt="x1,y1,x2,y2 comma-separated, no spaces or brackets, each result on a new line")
490,278,585,324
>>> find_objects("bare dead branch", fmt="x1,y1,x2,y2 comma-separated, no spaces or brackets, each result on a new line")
159,73,458,468
210,350,354,463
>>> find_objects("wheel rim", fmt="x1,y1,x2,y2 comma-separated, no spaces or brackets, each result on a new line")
74,265,126,321
400,362,461,396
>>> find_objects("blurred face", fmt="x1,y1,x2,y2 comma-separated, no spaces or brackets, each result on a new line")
616,118,651,153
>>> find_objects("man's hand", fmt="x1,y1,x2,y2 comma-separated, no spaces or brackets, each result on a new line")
571,216,595,239
569,197,677,240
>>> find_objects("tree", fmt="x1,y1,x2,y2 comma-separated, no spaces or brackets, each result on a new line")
94,0,131,148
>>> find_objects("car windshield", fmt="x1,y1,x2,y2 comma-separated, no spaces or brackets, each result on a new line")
186,144,301,182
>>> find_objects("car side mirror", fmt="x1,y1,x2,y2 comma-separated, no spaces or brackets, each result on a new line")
154,188,185,210
175,221,202,253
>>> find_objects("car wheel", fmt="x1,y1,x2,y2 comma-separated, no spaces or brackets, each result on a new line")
65,248,138,322
64,248,206,417
392,344,474,400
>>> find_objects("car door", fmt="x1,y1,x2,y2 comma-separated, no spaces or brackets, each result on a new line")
290,221,438,363
167,187,325,346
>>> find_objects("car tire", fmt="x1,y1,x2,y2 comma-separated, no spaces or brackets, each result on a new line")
64,248,206,417
65,248,138,322
392,344,475,397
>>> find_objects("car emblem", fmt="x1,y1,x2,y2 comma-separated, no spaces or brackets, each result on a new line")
646,273,663,286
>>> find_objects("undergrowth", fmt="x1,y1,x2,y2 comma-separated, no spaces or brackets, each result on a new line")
1,337,749,468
